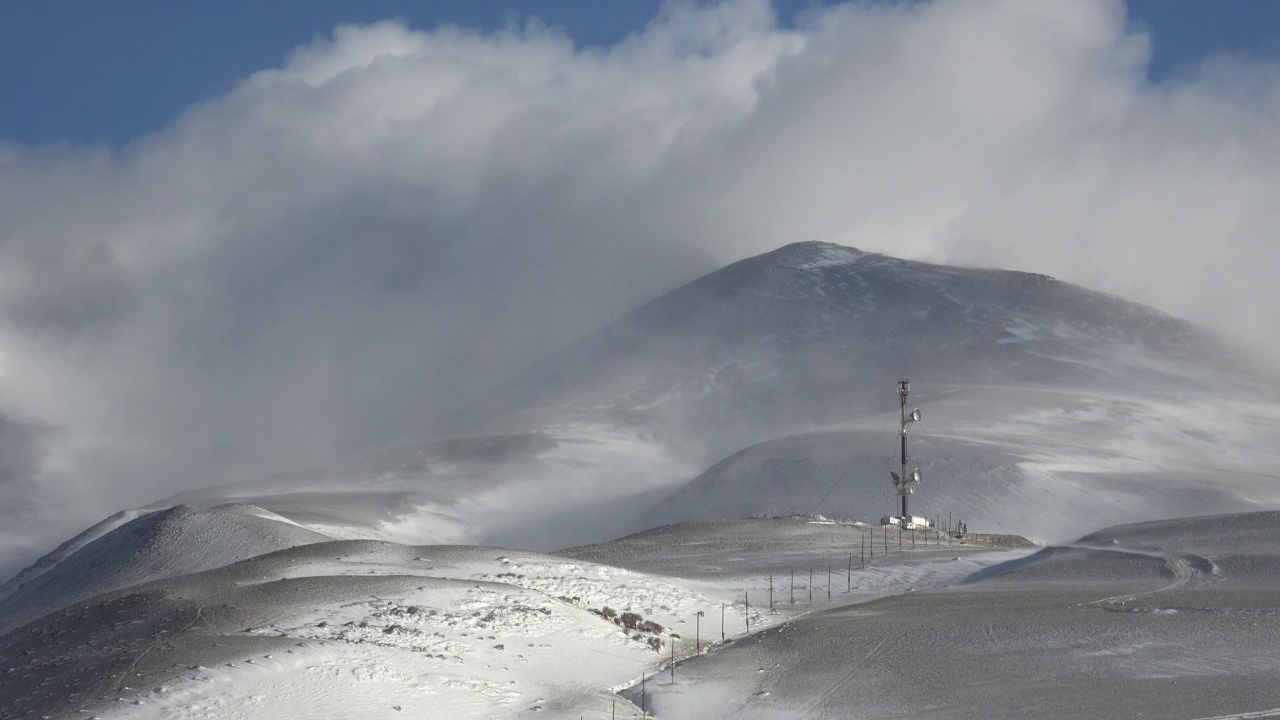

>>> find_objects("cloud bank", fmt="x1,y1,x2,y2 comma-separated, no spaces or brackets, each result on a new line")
1,0,1278,574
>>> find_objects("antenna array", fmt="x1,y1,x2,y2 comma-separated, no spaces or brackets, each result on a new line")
889,378,922,519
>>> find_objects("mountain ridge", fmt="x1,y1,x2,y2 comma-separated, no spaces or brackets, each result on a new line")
464,240,1254,460
6,240,1275,597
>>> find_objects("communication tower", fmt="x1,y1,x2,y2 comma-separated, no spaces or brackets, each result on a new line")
884,378,928,528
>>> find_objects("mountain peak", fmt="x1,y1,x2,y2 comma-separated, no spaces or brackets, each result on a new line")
466,240,1247,462
768,241,871,268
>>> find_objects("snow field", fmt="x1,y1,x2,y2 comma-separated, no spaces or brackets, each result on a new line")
51,525,1025,720
630,512,1280,720
0,504,333,635
80,543,740,719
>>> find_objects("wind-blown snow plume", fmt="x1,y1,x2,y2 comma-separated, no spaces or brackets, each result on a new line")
0,0,1278,575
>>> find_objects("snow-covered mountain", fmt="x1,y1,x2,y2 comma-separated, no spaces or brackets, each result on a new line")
642,384,1280,541
473,240,1278,542
0,504,330,634
6,240,1276,588
4,240,1280,718
472,241,1262,454
79,239,1271,560
6,239,1277,588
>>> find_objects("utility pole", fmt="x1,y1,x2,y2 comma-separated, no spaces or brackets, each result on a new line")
847,553,852,592
769,574,773,610
745,591,750,631
721,603,725,642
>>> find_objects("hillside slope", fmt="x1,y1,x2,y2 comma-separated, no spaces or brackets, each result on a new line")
473,241,1259,456
641,384,1280,541
632,511,1280,720
5,240,1276,638
0,503,330,633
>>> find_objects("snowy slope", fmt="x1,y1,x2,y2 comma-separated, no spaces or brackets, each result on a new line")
643,384,1280,542
0,503,330,634
468,241,1278,544
4,241,1280,718
470,242,1265,458
0,519,1017,719
155,421,697,554
0,507,152,604
8,241,1270,589
633,511,1280,720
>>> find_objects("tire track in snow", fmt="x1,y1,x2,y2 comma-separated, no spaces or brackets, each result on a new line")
1068,543,1216,608
1188,708,1280,720
807,613,940,714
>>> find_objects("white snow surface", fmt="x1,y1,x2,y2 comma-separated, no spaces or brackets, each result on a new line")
630,511,1280,720
0,503,330,634
0,519,1017,719
0,507,150,604
4,242,1280,718
645,384,1280,543
8,504,1280,719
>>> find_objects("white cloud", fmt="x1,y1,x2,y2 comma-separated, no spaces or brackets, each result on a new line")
0,0,1277,575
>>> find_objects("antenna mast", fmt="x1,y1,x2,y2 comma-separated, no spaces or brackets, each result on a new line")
891,378,921,520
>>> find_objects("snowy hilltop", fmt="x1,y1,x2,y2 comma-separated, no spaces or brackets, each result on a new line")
3,241,1280,718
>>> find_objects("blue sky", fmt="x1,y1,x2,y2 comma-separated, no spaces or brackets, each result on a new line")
2,0,1279,147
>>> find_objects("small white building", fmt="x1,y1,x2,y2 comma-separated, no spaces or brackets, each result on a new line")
880,514,932,530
